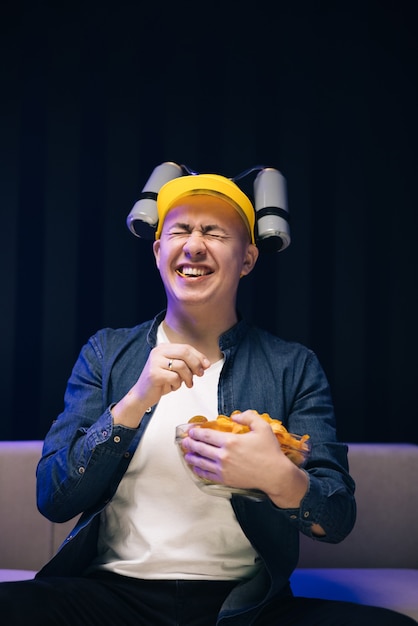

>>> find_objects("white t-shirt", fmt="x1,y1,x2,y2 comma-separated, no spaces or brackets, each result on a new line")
89,325,260,581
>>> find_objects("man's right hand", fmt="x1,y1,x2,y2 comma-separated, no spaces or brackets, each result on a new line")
111,344,211,428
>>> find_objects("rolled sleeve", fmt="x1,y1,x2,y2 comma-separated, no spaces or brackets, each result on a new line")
280,470,356,543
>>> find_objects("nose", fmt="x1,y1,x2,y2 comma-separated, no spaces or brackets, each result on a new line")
183,231,206,257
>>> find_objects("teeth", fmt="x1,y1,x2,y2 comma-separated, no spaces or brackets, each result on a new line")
178,266,208,277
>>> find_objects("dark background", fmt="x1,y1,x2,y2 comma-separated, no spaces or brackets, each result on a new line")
1,1,417,444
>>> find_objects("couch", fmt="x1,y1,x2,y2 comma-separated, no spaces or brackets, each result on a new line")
1,441,417,621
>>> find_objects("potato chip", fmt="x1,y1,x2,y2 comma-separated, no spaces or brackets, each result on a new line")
188,415,208,424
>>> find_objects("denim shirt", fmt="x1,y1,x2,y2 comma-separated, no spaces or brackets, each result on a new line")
36,311,355,624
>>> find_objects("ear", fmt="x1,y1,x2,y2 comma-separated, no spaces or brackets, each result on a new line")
153,239,161,269
240,243,259,277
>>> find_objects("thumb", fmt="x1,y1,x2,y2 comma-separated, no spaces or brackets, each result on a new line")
230,409,265,431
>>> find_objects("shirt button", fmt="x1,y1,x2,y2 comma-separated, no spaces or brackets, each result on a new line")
124,451,130,458
303,511,310,518
102,430,108,438
146,407,152,413
78,466,85,474
290,514,297,520
113,436,121,443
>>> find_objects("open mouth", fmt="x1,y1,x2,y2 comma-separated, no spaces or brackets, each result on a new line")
176,265,213,278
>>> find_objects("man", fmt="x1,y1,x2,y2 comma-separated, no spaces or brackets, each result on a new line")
0,169,414,624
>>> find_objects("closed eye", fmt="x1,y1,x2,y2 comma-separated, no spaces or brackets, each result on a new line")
167,223,231,240
205,233,228,240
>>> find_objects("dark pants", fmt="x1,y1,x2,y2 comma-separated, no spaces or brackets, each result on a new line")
0,572,415,625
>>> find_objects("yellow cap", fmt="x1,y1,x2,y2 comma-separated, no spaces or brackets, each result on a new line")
155,174,255,243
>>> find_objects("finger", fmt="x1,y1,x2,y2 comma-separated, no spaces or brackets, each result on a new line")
188,458,221,482
164,358,196,388
163,353,210,389
183,436,216,460
184,443,223,481
164,345,211,377
187,426,232,451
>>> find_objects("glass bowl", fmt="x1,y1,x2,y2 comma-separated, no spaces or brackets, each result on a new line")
175,422,311,500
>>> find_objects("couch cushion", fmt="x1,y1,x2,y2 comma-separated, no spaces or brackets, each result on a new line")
0,441,52,571
0,570,37,582
298,443,418,568
290,568,418,621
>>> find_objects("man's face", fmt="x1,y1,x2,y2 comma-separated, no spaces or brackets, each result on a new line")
153,196,258,311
